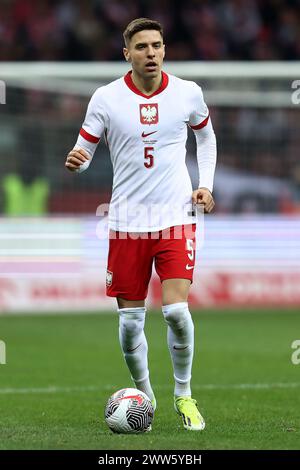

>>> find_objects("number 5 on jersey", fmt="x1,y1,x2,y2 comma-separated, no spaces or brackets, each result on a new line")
144,147,154,169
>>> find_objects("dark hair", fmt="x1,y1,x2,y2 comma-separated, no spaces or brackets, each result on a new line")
123,18,163,46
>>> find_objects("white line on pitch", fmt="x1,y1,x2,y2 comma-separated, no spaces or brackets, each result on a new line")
0,382,299,395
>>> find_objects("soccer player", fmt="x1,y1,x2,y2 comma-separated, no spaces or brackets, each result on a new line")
65,18,217,431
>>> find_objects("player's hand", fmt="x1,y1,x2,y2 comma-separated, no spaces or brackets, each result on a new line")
192,187,215,213
65,148,90,171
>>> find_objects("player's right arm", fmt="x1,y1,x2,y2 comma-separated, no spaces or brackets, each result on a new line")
65,87,106,173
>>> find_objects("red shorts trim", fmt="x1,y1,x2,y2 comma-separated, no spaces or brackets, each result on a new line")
106,224,196,300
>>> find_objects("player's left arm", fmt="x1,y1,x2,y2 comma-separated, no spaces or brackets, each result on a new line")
192,118,217,213
188,83,217,213
192,187,215,214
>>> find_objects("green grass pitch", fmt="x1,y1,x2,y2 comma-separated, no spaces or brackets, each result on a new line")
0,309,300,450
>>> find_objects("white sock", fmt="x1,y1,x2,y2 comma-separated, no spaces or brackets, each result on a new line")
118,307,155,402
162,302,194,397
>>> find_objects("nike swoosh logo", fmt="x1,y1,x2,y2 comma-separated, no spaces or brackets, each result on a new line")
142,131,157,138
127,343,142,353
186,264,194,270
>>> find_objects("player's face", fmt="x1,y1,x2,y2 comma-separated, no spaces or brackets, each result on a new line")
123,30,165,80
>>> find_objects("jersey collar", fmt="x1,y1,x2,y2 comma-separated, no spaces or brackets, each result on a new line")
124,70,169,99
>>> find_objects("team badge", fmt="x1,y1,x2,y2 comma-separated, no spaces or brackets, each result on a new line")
106,270,113,286
140,103,159,125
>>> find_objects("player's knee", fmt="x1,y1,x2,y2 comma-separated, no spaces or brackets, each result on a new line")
162,302,192,330
118,307,146,343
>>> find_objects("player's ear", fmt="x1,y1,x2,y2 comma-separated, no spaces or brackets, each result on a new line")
162,44,166,59
123,48,131,63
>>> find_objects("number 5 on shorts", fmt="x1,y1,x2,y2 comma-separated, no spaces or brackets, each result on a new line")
186,239,194,260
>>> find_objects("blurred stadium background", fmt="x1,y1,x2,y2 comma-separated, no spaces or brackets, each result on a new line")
1,0,300,451
1,0,300,312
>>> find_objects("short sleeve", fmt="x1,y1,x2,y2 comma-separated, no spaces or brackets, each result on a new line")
188,82,210,130
79,87,106,144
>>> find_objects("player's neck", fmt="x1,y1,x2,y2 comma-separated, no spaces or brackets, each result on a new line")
131,71,162,96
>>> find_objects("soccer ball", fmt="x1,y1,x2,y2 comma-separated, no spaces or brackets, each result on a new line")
104,388,154,434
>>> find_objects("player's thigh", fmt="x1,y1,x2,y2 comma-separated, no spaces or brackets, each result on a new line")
161,278,191,306
107,232,153,302
155,224,196,305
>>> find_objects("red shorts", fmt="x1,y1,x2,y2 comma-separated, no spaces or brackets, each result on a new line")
106,224,196,300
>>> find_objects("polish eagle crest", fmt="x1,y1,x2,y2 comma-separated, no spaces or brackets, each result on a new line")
140,103,159,125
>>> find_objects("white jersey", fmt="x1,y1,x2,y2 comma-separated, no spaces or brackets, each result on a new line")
75,71,215,232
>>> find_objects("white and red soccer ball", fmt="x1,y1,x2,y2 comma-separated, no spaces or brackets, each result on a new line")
105,388,154,434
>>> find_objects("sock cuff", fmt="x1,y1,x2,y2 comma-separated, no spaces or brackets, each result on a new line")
133,372,150,383
118,306,146,317
162,302,188,314
174,374,192,384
